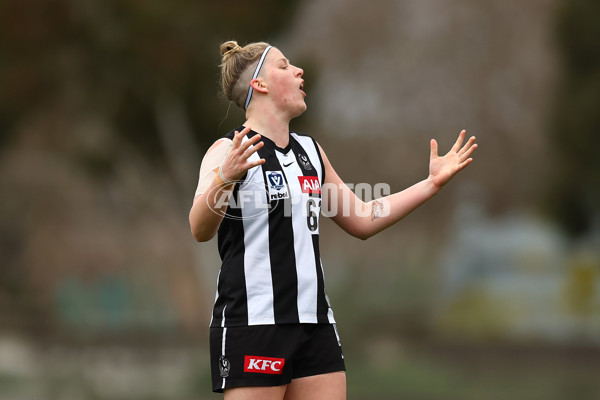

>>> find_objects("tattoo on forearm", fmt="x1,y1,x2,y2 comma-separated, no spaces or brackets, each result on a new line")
371,200,384,221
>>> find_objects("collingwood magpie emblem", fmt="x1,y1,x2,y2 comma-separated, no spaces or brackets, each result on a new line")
219,355,230,378
298,153,312,170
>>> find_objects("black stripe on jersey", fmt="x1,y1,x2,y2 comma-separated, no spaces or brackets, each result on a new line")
312,235,329,323
215,183,249,326
309,136,326,185
257,141,300,324
290,136,319,180
291,136,330,322
224,129,236,141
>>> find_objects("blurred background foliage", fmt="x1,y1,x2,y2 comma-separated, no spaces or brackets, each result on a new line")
1,0,600,399
549,0,600,237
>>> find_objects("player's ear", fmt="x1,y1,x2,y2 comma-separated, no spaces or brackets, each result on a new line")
250,78,268,94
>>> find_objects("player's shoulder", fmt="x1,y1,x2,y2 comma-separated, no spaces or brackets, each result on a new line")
290,131,319,148
205,138,231,155
222,126,243,141
205,126,242,154
290,131,315,140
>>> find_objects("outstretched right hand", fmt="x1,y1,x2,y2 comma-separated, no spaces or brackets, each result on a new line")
219,126,265,184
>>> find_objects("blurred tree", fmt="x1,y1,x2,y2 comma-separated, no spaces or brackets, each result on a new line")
0,0,299,174
549,0,600,237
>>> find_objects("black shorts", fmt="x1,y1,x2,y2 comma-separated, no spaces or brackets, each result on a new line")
209,323,345,393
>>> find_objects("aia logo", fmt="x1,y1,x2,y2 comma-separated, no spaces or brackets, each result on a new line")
298,176,321,194
244,355,285,375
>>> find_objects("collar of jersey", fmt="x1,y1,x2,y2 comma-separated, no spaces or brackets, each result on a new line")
240,126,293,154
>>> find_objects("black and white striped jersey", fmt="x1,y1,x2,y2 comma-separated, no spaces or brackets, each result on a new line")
210,127,335,328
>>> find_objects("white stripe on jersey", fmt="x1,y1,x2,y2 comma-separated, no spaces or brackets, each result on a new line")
221,325,227,389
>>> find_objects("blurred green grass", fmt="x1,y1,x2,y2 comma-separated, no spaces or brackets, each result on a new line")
2,341,599,400
345,346,600,400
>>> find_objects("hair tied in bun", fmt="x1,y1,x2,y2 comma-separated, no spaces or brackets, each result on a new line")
221,40,241,57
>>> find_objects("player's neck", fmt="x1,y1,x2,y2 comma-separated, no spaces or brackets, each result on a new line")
245,111,291,149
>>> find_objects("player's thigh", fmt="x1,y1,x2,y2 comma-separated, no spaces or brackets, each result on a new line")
284,371,346,400
224,385,287,400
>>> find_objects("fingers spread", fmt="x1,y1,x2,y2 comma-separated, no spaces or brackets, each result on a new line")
239,133,262,153
451,130,466,152
459,142,478,162
242,140,264,159
458,157,474,170
458,136,476,156
232,126,253,147
430,139,439,159
249,158,266,168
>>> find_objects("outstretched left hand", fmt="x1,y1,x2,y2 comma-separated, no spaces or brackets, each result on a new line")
429,130,478,189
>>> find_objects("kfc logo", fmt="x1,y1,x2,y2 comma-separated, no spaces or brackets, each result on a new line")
244,355,285,375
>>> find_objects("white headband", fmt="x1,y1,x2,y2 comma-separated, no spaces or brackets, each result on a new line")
244,45,273,110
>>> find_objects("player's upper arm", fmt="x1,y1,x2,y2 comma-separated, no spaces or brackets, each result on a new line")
317,142,368,238
194,138,233,197
317,142,345,191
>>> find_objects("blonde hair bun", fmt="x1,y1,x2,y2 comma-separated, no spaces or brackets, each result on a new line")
220,40,241,57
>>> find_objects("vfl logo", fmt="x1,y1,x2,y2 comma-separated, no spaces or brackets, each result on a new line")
244,355,285,375
266,171,289,200
298,153,312,170
298,176,321,194
218,355,230,378
268,171,285,190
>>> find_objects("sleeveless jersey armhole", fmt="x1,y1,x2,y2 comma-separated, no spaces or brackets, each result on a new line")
310,137,326,185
